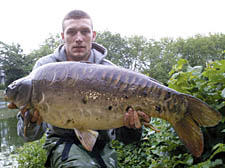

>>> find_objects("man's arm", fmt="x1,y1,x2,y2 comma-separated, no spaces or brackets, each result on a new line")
115,126,143,144
17,111,47,142
115,108,150,144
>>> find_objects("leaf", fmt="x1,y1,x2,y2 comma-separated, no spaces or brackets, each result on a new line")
221,88,225,98
210,143,225,160
177,59,188,70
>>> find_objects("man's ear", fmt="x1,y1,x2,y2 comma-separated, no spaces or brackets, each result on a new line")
92,31,96,41
61,32,65,41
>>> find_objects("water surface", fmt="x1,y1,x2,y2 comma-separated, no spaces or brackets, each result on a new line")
0,102,24,167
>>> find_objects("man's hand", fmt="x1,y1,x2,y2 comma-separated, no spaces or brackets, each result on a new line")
21,108,43,125
8,102,42,125
124,108,150,129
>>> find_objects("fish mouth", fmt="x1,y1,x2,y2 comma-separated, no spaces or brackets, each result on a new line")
4,88,18,109
4,89,8,101
4,95,9,101
7,102,18,109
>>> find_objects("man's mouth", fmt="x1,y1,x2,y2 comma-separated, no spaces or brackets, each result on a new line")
72,46,85,53
73,46,85,49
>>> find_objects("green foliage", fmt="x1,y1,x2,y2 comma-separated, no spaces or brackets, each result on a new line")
168,59,225,111
168,59,225,166
112,119,194,168
15,137,47,168
0,34,61,87
28,33,61,62
112,59,225,167
96,31,132,69
0,84,5,89
174,34,225,67
190,144,225,168
0,41,34,86
96,32,225,84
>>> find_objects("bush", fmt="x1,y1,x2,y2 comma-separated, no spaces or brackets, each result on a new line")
112,119,194,168
168,59,225,167
15,136,47,168
112,59,225,167
0,84,5,90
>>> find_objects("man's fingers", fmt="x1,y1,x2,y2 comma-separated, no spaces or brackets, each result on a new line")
37,116,43,125
124,108,151,129
127,108,135,128
31,110,39,122
124,112,130,128
143,122,160,133
31,109,42,125
133,111,142,129
124,108,135,128
20,108,28,118
137,111,151,123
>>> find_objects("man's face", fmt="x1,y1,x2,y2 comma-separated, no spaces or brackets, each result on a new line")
61,18,96,61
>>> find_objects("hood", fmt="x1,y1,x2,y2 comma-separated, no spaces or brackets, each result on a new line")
53,42,108,64
89,42,108,64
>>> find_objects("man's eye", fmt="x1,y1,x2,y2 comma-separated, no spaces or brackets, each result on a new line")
67,30,76,35
81,30,90,34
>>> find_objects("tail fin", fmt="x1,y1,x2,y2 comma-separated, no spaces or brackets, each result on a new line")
186,95,222,127
172,114,203,157
171,95,222,157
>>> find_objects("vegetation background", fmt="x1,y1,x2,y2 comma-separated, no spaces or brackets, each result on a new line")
0,32,224,167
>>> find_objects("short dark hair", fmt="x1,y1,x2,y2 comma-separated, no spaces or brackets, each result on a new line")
62,10,93,31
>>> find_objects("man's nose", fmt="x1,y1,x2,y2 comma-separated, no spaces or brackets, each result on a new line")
74,32,83,43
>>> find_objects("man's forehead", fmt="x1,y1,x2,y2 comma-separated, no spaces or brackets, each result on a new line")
64,18,93,30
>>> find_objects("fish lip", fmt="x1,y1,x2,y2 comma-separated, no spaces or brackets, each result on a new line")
7,102,18,109
4,95,8,101
3,89,8,101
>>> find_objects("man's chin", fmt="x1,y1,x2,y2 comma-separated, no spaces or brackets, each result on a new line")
68,53,88,61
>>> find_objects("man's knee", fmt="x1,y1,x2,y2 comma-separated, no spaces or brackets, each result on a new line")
50,143,99,168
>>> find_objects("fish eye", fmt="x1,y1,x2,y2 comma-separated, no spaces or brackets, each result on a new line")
4,82,19,101
8,81,18,90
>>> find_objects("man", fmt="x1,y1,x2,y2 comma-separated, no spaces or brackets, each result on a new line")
17,10,150,168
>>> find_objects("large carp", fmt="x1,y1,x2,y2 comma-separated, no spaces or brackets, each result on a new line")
4,62,221,157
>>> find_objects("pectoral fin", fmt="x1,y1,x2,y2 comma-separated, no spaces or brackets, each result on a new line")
74,128,99,151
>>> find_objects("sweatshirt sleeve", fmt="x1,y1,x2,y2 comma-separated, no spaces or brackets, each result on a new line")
114,126,142,144
17,112,48,142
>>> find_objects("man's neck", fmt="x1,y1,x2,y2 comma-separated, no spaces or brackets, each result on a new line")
65,52,91,62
